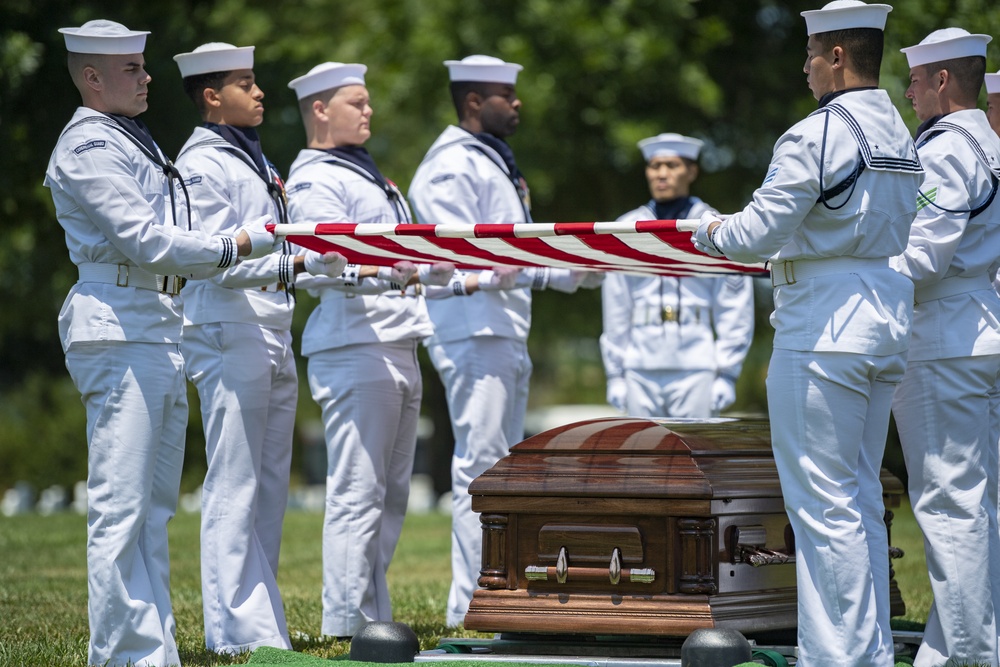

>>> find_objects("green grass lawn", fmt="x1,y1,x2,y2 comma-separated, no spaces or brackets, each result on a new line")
0,501,931,666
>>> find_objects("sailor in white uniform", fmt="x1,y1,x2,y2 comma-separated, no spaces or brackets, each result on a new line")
44,21,277,667
408,55,596,627
285,62,454,638
988,69,1000,591
988,69,1000,137
892,28,1000,667
601,133,754,418
691,3,922,665
172,43,348,654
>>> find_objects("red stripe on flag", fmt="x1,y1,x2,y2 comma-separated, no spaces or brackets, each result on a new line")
286,220,767,277
499,236,607,268
331,232,452,263
417,236,532,265
553,222,598,234
312,223,361,235
285,234,410,267
577,232,694,268
635,220,679,233
392,224,440,236
473,225,518,238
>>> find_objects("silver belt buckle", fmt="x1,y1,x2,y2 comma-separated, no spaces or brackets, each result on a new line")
161,275,185,296
116,264,130,287
169,276,185,296
772,262,796,287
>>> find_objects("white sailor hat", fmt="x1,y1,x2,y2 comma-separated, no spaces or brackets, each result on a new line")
801,1,892,36
174,43,254,78
288,62,367,100
59,19,149,55
986,69,1000,94
444,55,523,85
901,28,992,68
638,133,703,162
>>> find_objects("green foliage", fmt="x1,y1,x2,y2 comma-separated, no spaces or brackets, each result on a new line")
4,0,1000,491
0,373,87,491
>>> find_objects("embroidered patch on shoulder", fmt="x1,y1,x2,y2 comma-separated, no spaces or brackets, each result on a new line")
762,166,779,186
916,186,937,211
431,174,456,184
286,182,311,195
73,139,107,155
182,175,202,187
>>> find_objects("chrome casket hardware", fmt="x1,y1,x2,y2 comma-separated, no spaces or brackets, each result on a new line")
729,524,795,567
525,545,655,584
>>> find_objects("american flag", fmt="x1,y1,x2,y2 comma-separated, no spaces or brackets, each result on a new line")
276,219,767,277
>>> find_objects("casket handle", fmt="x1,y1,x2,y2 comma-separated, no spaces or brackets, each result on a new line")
738,544,794,567
524,546,656,584
729,525,796,567
556,546,568,583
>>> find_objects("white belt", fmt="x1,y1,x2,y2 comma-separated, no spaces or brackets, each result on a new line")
770,257,889,287
631,304,708,326
78,262,185,296
914,274,992,304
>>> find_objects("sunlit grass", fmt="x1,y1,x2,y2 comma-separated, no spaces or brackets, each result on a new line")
0,500,932,666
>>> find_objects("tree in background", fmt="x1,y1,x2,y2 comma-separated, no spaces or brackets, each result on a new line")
2,0,999,492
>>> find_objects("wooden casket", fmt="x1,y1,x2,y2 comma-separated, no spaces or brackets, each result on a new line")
465,417,906,637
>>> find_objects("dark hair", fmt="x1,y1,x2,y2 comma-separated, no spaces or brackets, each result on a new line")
922,56,986,99
449,81,491,120
181,70,230,115
814,27,884,81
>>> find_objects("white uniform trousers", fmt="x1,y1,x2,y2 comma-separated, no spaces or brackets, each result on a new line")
624,368,715,418
65,341,187,667
893,355,1000,667
991,378,1000,655
182,322,295,653
428,336,532,627
767,348,905,667
307,339,423,637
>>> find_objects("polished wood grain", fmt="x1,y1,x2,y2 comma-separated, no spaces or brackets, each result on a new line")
466,417,905,637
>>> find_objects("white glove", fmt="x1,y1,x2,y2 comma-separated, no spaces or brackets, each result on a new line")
377,261,418,289
477,266,521,291
546,268,590,293
692,210,725,258
579,271,606,289
510,267,586,292
712,376,737,413
607,377,627,413
431,272,472,297
417,262,456,286
514,267,550,290
303,250,349,278
237,214,281,261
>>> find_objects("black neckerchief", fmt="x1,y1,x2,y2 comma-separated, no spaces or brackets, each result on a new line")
474,132,523,182
201,122,288,225
204,122,269,176
652,196,694,221
106,113,162,162
104,112,192,229
322,145,387,185
817,86,877,109
916,113,946,140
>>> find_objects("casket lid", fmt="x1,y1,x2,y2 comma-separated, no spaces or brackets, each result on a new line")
470,417,781,500
513,417,771,455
